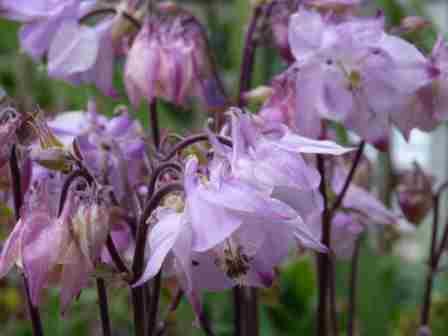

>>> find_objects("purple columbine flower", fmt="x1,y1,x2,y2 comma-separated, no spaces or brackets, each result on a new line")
0,175,118,312
288,8,433,149
48,103,148,205
124,8,226,110
135,152,329,312
0,177,72,306
210,110,352,228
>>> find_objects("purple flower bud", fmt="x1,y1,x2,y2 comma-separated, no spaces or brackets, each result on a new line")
398,16,431,34
72,197,111,267
125,8,226,110
397,163,433,225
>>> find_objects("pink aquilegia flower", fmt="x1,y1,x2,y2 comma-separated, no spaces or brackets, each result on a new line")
0,177,114,312
125,8,226,111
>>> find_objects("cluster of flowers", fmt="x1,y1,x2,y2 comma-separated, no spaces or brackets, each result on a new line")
0,0,443,325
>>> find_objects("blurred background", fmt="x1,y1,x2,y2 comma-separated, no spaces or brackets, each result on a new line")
1,0,448,335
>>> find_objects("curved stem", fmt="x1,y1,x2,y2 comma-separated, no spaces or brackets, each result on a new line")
106,235,129,274
146,162,183,203
331,141,365,215
9,146,44,336
160,134,232,162
79,8,142,30
96,279,112,336
237,5,264,107
347,238,362,336
58,169,94,216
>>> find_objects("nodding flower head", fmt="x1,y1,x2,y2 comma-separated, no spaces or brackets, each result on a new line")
71,186,112,267
397,163,434,225
125,6,226,110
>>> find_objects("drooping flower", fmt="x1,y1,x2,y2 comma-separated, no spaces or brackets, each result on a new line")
125,7,227,110
0,177,70,305
397,163,433,225
288,8,434,149
0,175,116,311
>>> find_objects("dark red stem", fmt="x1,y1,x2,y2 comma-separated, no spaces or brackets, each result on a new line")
96,279,112,336
237,5,264,107
316,155,330,336
149,99,160,151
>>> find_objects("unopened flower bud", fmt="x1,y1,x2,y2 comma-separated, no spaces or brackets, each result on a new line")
399,16,430,34
397,163,433,225
164,194,185,212
243,86,274,105
72,202,111,266
29,146,75,173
